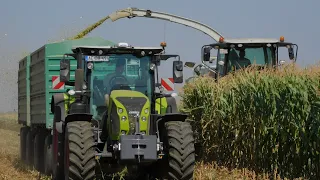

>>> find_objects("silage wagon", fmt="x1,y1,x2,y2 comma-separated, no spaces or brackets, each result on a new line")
18,37,116,172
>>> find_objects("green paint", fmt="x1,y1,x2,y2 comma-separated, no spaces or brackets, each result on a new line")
156,97,168,115
107,90,150,140
108,96,129,140
139,98,150,135
63,93,76,112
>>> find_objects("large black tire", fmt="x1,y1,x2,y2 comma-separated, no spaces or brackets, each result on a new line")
20,127,28,163
44,134,53,175
64,121,96,180
160,121,196,180
34,131,45,173
26,130,35,167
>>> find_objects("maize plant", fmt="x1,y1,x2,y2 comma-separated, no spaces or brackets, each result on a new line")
181,64,320,179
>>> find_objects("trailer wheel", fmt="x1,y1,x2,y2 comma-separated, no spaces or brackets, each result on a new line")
160,121,195,180
64,121,96,180
20,127,28,163
34,131,45,173
52,127,64,180
26,130,35,167
44,134,52,175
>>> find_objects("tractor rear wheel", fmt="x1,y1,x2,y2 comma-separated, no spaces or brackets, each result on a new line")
64,121,96,180
160,121,196,180
20,127,28,163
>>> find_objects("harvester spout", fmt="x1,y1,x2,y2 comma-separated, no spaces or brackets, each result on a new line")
108,7,223,42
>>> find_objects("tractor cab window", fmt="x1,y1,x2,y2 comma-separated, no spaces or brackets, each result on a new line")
221,45,274,74
88,54,152,120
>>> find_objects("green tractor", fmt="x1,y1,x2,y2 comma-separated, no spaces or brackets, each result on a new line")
199,36,298,79
50,43,195,179
184,36,298,83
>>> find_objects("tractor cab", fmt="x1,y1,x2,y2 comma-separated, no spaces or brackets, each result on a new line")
200,36,298,78
59,42,184,121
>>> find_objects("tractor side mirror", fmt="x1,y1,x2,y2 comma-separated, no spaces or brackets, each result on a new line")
288,46,295,60
194,65,202,76
173,60,183,83
184,61,196,68
60,59,70,82
203,47,211,62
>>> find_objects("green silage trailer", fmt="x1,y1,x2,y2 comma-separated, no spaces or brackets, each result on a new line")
18,37,116,172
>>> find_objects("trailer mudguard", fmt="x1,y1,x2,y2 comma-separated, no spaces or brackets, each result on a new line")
156,96,178,114
165,96,178,113
51,93,75,133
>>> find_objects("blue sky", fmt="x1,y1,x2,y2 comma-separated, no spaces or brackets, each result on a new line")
0,0,319,112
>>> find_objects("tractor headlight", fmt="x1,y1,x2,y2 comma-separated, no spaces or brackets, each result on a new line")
118,108,123,114
121,131,126,135
149,63,156,71
144,109,148,114
121,116,126,121
142,116,146,121
87,62,93,69
68,89,75,96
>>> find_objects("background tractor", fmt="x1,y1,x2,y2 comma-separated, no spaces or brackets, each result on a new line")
50,42,196,179
200,36,298,79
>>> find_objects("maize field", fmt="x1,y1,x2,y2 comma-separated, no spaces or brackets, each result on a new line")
181,64,320,179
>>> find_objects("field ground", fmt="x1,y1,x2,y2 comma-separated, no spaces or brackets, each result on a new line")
0,112,300,180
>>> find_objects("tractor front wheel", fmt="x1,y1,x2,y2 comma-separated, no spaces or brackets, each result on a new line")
64,121,96,180
160,121,196,180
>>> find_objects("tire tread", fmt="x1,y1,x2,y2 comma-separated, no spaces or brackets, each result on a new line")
65,121,96,180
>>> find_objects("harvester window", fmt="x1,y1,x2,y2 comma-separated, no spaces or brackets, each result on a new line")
227,46,273,72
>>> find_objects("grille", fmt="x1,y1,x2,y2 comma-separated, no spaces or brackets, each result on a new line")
116,97,147,134
128,113,137,134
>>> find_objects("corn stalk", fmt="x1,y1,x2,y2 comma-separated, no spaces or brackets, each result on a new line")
181,64,320,179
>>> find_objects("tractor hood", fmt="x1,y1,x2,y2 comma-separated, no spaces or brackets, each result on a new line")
108,90,151,138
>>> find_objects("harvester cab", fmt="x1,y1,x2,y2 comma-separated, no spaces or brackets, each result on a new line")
201,36,298,78
54,42,196,179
